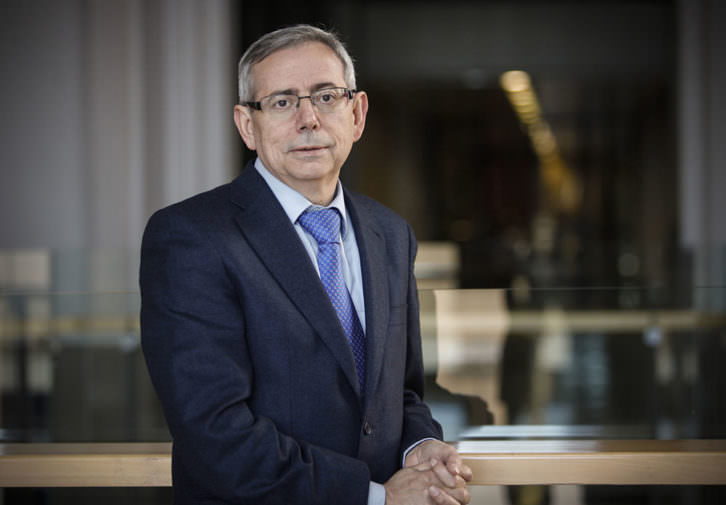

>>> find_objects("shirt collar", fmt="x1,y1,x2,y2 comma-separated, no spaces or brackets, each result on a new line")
254,157,349,236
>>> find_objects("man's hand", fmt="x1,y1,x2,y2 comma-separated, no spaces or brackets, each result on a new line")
384,459,470,505
404,440,473,489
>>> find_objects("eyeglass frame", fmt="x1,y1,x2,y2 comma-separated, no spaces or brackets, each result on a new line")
242,87,358,112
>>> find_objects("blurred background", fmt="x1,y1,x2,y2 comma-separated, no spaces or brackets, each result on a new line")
1,0,725,503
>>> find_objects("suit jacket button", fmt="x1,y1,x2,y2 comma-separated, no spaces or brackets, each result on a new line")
363,421,372,436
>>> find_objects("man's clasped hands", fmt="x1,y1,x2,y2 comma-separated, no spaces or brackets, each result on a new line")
384,439,472,505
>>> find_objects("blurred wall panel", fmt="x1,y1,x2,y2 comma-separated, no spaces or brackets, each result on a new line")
0,0,87,249
0,0,240,291
678,0,726,309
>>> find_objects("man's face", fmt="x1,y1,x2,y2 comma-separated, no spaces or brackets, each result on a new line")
234,42,368,202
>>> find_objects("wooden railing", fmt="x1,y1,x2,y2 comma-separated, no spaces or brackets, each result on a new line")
2,440,725,487
0,443,171,487
458,440,726,485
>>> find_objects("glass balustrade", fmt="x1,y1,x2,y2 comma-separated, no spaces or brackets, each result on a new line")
1,285,724,503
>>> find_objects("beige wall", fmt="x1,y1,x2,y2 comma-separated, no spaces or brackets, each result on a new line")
0,0,240,290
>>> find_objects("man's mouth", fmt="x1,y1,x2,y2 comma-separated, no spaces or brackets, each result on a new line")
291,145,327,153
296,145,325,150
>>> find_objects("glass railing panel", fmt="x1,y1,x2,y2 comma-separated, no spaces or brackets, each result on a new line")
419,287,726,442
0,291,165,443
1,286,724,447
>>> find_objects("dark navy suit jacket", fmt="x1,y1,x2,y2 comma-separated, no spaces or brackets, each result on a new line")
140,161,442,504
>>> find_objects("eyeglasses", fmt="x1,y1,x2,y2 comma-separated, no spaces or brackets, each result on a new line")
243,87,356,116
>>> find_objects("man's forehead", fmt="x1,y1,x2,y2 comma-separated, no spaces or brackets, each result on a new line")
251,42,346,94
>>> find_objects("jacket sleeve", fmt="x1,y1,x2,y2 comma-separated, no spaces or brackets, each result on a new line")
140,207,370,504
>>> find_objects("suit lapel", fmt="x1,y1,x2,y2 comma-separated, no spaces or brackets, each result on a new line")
345,192,389,405
229,164,361,396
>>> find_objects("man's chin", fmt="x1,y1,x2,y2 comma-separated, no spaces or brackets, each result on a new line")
287,159,336,177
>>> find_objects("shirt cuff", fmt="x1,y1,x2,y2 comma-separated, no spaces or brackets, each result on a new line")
368,481,386,505
401,437,437,467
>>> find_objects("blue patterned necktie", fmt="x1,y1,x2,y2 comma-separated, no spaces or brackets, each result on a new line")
298,207,366,391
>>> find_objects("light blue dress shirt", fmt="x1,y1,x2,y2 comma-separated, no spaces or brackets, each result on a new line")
255,158,366,329
255,158,431,505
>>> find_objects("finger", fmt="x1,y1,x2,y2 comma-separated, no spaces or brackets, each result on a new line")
429,485,468,505
412,458,438,471
445,456,472,480
457,462,473,482
445,458,461,477
432,460,457,488
438,485,471,505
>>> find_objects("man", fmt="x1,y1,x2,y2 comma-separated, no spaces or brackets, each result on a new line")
140,25,471,505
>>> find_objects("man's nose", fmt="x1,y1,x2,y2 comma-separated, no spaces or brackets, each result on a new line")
295,96,319,131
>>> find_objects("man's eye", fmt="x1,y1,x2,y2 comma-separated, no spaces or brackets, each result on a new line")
319,93,334,103
273,98,291,108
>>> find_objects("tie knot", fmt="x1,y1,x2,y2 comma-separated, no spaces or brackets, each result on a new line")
298,207,342,245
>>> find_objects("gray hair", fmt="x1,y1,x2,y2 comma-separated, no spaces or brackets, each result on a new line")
237,24,357,103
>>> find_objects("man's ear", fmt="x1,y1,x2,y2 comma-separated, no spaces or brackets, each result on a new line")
351,91,368,142
233,104,257,151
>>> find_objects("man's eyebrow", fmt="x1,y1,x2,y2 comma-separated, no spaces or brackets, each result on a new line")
265,88,296,97
264,83,342,97
310,82,340,91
